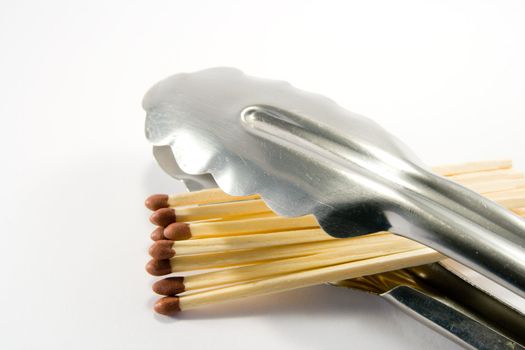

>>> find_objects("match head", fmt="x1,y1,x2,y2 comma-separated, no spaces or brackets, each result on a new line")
164,222,192,241
150,226,167,241
149,240,176,259
154,296,181,316
150,208,176,227
146,259,172,276
145,194,169,211
152,277,185,295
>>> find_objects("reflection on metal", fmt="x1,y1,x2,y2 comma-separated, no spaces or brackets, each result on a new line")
153,145,217,191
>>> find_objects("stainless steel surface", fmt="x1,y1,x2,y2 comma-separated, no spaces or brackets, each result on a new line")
439,259,525,315
143,67,525,297
153,145,217,191
383,288,522,350
334,263,525,349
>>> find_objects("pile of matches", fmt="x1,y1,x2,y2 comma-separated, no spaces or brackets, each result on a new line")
145,159,525,316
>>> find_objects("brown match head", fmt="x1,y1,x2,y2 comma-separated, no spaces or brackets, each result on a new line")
149,208,176,227
152,277,185,295
154,296,181,316
145,194,169,211
150,226,167,241
149,240,176,259
145,259,172,276
164,222,192,241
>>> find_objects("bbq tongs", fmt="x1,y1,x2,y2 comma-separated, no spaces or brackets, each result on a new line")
143,68,525,349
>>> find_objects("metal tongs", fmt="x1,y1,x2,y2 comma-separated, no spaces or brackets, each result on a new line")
143,68,525,348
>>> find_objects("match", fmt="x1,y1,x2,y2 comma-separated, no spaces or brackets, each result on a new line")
147,232,399,274
154,247,441,315
145,159,525,315
149,199,274,226
145,189,260,211
162,215,320,241
152,236,426,295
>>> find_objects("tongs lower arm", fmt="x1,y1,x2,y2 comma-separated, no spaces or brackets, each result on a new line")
385,168,525,298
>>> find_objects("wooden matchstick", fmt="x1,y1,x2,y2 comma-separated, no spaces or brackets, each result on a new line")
432,159,512,176
146,159,525,316
461,178,525,194
145,189,260,211
149,185,525,227
146,183,525,274
147,162,525,229
152,236,425,294
154,247,441,315
448,168,523,183
150,228,336,258
146,232,398,274
163,215,320,240
149,199,273,226
512,208,525,217
151,170,525,242
485,189,525,209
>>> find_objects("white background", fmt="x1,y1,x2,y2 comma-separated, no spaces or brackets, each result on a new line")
1,1,524,349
